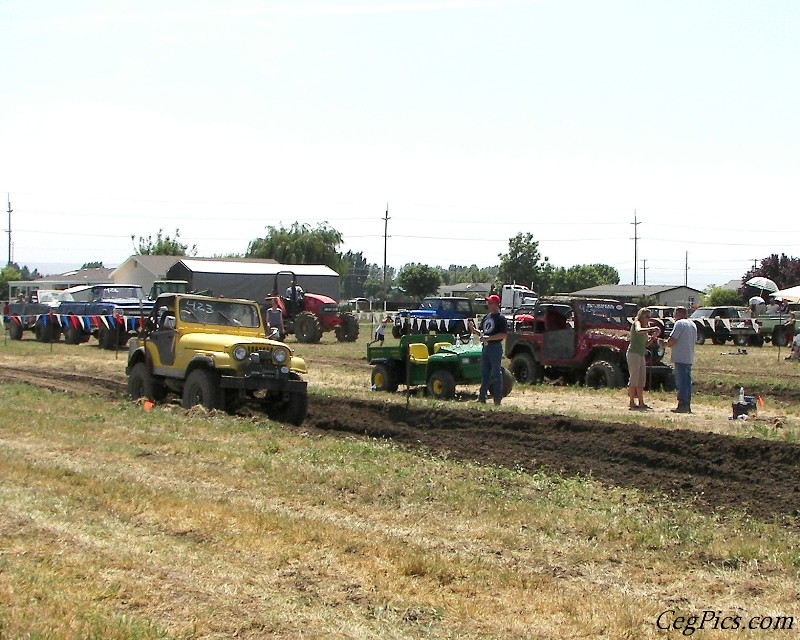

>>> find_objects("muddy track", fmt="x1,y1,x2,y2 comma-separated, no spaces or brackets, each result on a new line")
2,366,799,523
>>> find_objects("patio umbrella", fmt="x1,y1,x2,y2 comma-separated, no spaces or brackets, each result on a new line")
749,295,765,306
746,276,778,293
771,285,800,303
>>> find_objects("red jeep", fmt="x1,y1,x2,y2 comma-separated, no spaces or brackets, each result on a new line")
506,297,674,389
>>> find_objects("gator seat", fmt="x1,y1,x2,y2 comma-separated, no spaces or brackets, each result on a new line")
408,343,429,364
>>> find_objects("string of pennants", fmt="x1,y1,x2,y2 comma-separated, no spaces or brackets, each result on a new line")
1,313,144,332
398,317,470,332
695,317,760,333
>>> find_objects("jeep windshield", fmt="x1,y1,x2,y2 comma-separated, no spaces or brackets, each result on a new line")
691,309,714,318
178,299,260,328
578,302,629,329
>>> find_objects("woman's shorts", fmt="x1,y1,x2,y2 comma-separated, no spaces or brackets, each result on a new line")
626,352,646,388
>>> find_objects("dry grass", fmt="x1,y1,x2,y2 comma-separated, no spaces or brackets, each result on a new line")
2,383,800,639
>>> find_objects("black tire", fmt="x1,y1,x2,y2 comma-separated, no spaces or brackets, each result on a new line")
8,321,23,341
34,318,61,343
585,360,624,389
711,335,727,346
294,312,322,343
98,326,119,350
650,369,676,392
391,324,402,339
64,325,85,345
264,375,308,425
334,313,360,342
510,352,543,385
694,326,706,345
733,334,748,347
749,334,765,347
181,369,222,410
427,369,456,399
487,367,515,399
427,319,439,334
371,363,398,392
773,327,789,348
127,362,149,400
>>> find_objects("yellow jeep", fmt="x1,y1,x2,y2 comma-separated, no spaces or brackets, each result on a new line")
126,293,308,425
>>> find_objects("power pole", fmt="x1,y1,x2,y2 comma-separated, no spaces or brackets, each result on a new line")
642,259,647,286
5,194,11,266
630,211,641,285
382,204,390,306
684,251,689,287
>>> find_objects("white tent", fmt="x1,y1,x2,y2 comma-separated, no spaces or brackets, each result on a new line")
771,285,800,303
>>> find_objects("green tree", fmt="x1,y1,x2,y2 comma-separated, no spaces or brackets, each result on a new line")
246,222,343,272
134,229,195,256
1,264,22,298
703,285,744,306
739,254,800,298
498,233,552,293
439,264,499,285
340,250,370,299
549,263,620,294
80,261,104,269
396,263,442,299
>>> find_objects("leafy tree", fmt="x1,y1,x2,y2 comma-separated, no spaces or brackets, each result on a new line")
246,222,343,271
634,294,658,308
396,263,442,299
703,285,744,306
81,261,104,269
1,264,22,298
134,229,196,256
739,254,800,298
439,264,498,285
549,264,620,294
340,250,370,299
498,233,552,293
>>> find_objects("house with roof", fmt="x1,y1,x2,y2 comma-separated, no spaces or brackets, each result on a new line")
567,284,703,307
110,255,187,292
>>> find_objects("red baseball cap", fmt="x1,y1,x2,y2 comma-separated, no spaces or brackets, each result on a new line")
486,294,501,305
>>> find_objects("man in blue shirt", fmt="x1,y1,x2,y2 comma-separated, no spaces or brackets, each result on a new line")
472,294,508,405
666,306,697,413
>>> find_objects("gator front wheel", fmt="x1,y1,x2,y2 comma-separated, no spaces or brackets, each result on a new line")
427,370,456,399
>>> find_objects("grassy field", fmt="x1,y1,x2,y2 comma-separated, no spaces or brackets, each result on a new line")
2,329,800,637
2,382,800,639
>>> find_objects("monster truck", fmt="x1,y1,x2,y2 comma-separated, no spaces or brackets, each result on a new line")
126,293,308,425
266,271,359,343
368,332,513,400
392,297,475,338
505,297,674,390
59,284,155,349
690,306,761,346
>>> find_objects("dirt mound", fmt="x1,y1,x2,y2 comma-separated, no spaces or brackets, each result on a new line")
305,396,800,523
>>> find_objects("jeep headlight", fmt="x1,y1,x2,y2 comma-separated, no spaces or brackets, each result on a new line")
233,345,248,361
272,347,288,364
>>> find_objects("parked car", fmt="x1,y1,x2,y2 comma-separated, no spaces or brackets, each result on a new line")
690,306,761,346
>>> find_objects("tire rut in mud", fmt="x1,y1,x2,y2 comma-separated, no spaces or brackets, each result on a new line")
305,396,800,523
3,365,799,523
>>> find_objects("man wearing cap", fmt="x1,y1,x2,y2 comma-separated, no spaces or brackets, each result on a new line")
471,294,508,405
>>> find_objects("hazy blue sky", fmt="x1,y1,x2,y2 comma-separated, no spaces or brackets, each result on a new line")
1,0,798,289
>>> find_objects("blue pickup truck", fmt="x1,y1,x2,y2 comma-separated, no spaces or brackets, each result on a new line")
392,297,476,338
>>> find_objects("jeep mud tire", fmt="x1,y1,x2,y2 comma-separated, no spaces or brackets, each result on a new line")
8,320,23,341
182,369,222,410
694,326,706,345
264,375,308,425
334,313,360,342
733,334,748,347
98,326,119,350
584,360,624,389
127,362,167,402
510,352,543,385
294,311,322,343
371,363,398,392
34,318,61,343
427,370,456,399
711,335,727,346
773,327,789,348
64,324,86,345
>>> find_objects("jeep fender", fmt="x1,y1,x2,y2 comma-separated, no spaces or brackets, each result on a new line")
126,347,147,374
185,355,216,380
584,347,622,370
506,336,541,363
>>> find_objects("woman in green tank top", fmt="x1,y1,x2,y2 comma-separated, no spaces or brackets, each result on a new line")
627,308,660,410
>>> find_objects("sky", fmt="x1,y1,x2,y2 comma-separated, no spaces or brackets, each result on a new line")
1,0,798,290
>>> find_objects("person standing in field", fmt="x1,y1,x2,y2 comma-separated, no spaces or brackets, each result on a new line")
471,294,508,405
265,297,285,340
370,315,392,345
666,306,697,413
627,307,661,410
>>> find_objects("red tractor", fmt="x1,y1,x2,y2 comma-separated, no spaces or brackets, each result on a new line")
267,271,359,344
